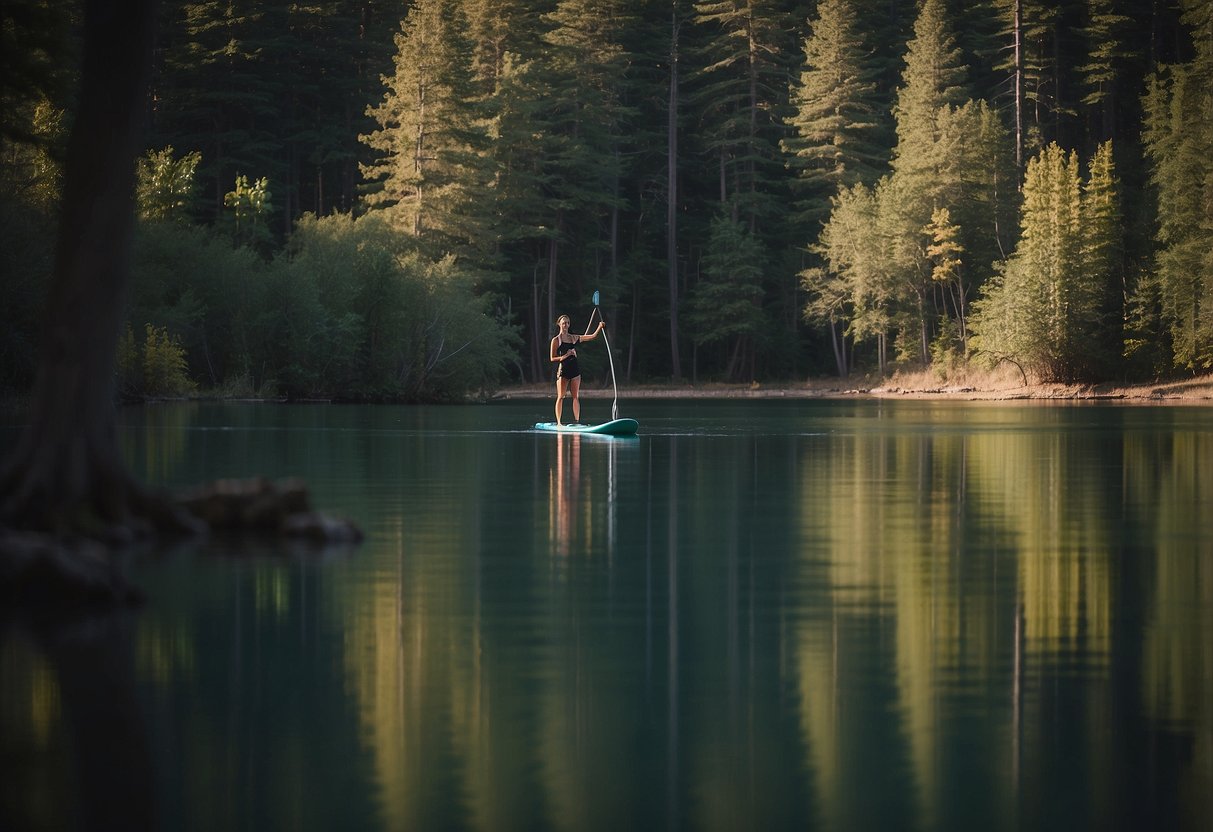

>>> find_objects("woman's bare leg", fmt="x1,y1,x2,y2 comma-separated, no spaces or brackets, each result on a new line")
555,378,567,424
570,377,581,422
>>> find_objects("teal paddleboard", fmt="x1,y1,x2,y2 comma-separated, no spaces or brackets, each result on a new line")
534,418,639,436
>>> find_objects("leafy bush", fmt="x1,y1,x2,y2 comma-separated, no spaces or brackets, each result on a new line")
277,212,518,400
131,221,268,387
142,324,194,396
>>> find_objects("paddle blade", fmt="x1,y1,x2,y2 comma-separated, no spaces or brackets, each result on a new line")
592,290,600,306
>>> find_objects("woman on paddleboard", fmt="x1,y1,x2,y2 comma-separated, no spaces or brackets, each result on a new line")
551,314,606,425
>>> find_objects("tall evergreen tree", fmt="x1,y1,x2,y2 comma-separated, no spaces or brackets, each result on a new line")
1079,0,1133,142
1139,0,1213,371
1079,140,1122,374
692,0,793,228
884,0,971,364
971,142,1110,380
782,0,888,233
539,0,636,303
461,0,546,93
891,0,968,183
361,0,487,251
688,212,768,380
150,1,395,232
665,0,687,381
489,52,559,379
990,0,1028,173
498,0,636,376
990,0,1090,161
690,0,795,376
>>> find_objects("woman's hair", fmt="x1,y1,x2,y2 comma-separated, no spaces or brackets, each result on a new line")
556,315,570,326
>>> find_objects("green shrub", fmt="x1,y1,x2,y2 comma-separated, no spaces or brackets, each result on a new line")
142,324,194,396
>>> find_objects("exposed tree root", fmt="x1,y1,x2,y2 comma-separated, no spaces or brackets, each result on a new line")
1,471,362,607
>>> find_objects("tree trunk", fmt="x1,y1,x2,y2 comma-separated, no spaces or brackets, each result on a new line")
668,10,682,381
0,0,194,540
830,318,848,378
1013,0,1023,177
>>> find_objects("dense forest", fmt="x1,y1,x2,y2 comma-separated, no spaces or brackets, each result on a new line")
1,0,1209,400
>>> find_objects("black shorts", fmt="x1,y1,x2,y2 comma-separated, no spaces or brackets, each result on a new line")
557,358,580,381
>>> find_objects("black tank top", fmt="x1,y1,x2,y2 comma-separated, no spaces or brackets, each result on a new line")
556,334,581,380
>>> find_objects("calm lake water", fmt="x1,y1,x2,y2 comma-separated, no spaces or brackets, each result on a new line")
2,398,1211,831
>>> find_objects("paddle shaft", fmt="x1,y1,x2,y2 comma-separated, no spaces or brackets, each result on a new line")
593,300,620,421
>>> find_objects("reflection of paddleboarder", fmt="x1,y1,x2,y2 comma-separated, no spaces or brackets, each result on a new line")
550,314,606,425
551,433,581,557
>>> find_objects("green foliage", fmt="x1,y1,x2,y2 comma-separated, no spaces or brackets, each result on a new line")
142,324,195,396
807,181,896,372
2,0,1207,390
689,213,767,344
116,323,195,397
970,142,1116,381
0,0,77,150
1079,0,1133,110
892,0,968,177
136,146,201,223
1140,0,1213,371
929,313,962,372
783,0,888,231
692,0,794,228
1080,141,1123,373
131,220,267,386
223,174,273,250
361,0,488,249
273,211,518,400
149,1,397,232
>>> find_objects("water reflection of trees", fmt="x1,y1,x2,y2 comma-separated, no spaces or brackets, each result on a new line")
793,406,1211,830
8,404,1206,829
332,407,1210,829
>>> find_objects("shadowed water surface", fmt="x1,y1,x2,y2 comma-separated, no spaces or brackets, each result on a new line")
2,399,1210,831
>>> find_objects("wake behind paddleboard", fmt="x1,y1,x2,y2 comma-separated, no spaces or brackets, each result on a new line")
534,418,639,436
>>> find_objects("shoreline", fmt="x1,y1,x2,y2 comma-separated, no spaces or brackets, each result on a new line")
495,372,1213,403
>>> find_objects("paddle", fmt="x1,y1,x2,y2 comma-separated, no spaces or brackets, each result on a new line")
592,290,620,421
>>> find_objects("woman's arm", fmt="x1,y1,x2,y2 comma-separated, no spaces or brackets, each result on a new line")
579,321,606,342
550,337,569,363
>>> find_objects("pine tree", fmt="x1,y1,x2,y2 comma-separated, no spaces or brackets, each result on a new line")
497,0,636,377
692,0,793,229
884,0,971,365
488,52,559,379
891,0,968,183
1079,0,1133,141
989,0,1084,162
691,0,796,376
1079,140,1122,374
782,0,888,233
361,0,486,251
971,143,1111,381
689,212,768,380
1140,0,1213,371
539,0,636,292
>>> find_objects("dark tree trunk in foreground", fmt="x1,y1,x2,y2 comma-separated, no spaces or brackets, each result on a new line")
0,0,192,542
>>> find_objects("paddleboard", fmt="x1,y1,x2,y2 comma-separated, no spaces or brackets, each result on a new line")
534,418,639,436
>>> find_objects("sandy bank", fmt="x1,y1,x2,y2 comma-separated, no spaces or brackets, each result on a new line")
495,372,1213,403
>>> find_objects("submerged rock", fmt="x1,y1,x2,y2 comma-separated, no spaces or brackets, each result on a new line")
176,477,363,543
